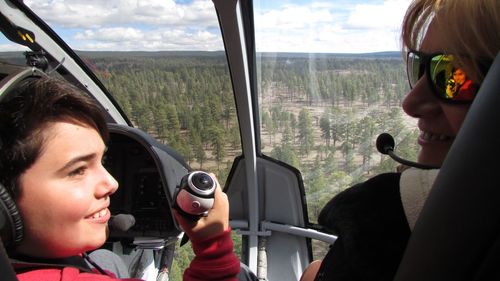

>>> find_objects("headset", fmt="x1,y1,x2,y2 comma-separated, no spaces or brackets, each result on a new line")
0,184,23,248
0,69,46,248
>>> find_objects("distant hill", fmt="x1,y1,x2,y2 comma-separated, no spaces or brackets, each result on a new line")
76,50,402,59
0,51,25,60
259,51,402,59
0,50,403,61
75,50,227,59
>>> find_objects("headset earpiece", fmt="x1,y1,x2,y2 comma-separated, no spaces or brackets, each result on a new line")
0,183,23,247
0,74,44,248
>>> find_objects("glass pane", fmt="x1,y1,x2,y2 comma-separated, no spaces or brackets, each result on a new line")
0,31,30,67
254,0,415,260
25,0,240,182
24,1,241,280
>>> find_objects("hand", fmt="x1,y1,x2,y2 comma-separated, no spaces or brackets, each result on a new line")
173,173,230,242
300,260,322,281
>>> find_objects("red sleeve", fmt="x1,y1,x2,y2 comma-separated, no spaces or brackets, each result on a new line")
17,267,143,281
183,229,240,281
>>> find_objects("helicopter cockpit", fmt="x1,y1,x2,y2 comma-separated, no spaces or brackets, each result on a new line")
1,1,500,281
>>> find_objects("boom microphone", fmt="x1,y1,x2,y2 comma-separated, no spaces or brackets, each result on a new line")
108,214,136,232
376,133,439,170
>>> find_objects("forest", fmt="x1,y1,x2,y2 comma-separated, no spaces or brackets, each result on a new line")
0,50,420,279
83,51,419,272
256,54,418,220
84,51,418,223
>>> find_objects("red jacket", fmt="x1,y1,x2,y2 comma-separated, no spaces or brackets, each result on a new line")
16,229,240,281
455,79,479,101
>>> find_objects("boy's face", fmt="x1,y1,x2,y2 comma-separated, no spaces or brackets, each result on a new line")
15,121,118,258
453,68,467,85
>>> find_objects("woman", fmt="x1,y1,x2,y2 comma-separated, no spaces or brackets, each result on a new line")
0,77,240,280
301,0,499,280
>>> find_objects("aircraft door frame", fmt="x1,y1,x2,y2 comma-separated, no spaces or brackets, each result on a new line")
213,0,336,279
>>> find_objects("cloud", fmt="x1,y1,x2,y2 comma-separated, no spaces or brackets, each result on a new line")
23,0,411,52
24,0,222,51
25,0,218,28
256,4,335,30
255,0,411,53
75,27,144,42
72,27,222,51
345,0,410,30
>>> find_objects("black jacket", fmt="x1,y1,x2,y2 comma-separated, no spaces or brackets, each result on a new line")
315,173,411,281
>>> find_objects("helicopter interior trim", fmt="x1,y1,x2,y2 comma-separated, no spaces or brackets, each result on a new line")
213,0,262,273
0,0,128,125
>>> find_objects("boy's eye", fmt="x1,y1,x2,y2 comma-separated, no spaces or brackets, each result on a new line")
69,167,86,177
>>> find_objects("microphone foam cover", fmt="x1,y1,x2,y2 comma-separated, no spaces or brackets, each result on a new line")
376,133,395,154
109,214,135,232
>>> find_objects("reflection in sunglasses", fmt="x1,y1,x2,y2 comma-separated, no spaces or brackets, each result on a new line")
407,51,480,104
445,67,478,101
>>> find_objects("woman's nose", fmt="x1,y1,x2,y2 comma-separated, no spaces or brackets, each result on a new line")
402,74,441,118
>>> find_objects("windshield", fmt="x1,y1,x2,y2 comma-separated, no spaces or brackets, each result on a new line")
10,1,240,279
254,0,416,258
1,0,418,269
22,0,239,181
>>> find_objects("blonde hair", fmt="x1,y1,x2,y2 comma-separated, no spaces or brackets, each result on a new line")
401,0,500,82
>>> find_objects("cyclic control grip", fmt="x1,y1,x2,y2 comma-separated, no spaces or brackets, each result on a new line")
173,171,216,220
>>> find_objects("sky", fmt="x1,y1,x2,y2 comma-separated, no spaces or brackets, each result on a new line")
1,0,412,53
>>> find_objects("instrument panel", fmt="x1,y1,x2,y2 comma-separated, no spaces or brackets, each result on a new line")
104,126,188,240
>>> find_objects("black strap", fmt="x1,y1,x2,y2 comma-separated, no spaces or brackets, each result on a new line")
0,239,18,281
10,254,94,274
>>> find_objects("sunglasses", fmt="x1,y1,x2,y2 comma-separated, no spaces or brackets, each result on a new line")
406,51,480,104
